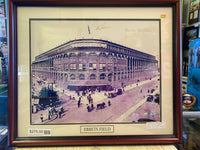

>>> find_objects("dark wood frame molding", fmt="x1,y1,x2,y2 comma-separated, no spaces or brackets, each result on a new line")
8,0,182,146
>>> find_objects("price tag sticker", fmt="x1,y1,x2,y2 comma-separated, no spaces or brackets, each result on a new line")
28,129,51,136
161,14,166,18
146,122,166,129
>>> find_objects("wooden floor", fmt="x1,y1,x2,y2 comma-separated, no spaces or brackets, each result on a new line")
15,145,177,150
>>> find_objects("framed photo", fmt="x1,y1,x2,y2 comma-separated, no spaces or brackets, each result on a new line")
0,0,6,17
8,0,182,146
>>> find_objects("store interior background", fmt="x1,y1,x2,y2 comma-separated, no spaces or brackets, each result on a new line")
0,0,200,149
181,0,200,148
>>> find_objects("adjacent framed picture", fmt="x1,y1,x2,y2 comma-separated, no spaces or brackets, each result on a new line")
8,0,182,146
0,0,6,17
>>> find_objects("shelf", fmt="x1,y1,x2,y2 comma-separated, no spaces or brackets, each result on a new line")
183,111,200,118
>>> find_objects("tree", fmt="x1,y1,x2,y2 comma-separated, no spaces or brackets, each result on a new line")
39,87,59,106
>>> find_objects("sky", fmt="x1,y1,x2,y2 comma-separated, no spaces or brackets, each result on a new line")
31,19,160,61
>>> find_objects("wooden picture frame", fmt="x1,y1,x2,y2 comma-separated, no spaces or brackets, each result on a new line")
8,0,182,146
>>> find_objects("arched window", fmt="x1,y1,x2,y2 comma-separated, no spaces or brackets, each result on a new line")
100,73,106,80
78,53,86,57
114,63,117,72
99,52,106,57
58,73,61,80
78,53,87,62
89,52,97,57
63,54,68,63
69,53,76,57
90,74,96,80
79,74,85,80
99,53,106,62
89,52,98,62
64,74,68,82
118,72,120,80
108,73,112,82
69,53,77,62
70,74,75,80
108,53,113,63
61,73,63,80
114,73,116,81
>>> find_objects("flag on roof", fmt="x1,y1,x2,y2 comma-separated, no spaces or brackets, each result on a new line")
88,25,91,34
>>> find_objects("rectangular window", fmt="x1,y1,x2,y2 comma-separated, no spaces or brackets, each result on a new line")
79,64,86,71
107,63,112,71
65,64,68,71
70,64,76,70
99,63,106,71
93,64,96,70
89,63,96,70
58,64,61,70
79,64,83,70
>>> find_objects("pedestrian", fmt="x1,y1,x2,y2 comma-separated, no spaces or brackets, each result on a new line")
52,106,56,115
78,99,81,108
60,106,64,113
40,114,43,122
108,99,111,106
90,97,93,105
77,91,80,96
48,107,51,120
87,104,90,112
79,96,82,101
91,103,94,109
59,107,62,118
59,111,62,118
78,96,82,108
87,94,91,104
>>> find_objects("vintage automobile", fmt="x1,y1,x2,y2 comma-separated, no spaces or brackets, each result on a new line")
151,88,155,93
154,93,160,104
107,92,117,98
146,95,154,102
117,89,123,95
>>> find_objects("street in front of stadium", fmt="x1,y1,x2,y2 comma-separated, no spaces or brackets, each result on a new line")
31,77,160,124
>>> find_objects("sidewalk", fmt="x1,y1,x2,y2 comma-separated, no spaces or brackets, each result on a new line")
115,89,159,122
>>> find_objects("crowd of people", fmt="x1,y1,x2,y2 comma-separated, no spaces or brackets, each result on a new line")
40,105,64,123
69,87,115,113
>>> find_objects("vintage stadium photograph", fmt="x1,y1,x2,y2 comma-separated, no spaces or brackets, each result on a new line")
30,19,161,124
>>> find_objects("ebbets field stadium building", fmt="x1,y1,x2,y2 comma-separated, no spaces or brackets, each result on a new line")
32,39,159,90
